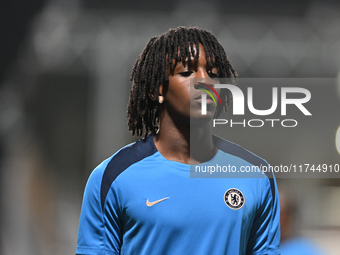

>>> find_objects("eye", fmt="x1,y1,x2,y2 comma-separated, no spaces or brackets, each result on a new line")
179,71,193,77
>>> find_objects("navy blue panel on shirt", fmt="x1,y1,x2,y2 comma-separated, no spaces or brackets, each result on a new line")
100,135,157,210
213,135,276,201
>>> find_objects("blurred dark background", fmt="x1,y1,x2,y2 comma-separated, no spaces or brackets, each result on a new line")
1,0,340,254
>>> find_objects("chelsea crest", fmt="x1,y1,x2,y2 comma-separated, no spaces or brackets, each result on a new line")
224,188,245,210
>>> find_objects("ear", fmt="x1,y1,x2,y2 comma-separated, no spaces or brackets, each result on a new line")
148,85,164,103
158,84,164,104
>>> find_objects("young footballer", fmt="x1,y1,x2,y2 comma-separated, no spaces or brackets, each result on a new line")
76,26,280,255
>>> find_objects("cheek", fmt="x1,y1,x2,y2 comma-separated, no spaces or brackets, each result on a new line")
168,79,190,97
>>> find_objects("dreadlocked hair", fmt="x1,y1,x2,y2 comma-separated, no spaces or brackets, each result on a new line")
127,26,237,137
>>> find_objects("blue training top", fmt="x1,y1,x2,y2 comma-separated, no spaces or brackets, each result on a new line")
76,134,280,255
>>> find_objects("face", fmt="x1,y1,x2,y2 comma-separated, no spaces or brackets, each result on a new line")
160,44,220,126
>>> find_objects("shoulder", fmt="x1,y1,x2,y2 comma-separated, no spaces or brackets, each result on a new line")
101,135,157,183
93,135,157,209
213,135,277,199
213,134,270,170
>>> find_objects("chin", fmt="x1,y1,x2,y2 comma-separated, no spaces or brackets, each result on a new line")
190,111,215,127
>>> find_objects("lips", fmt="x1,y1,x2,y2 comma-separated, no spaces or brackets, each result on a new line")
194,82,222,106
193,93,204,100
193,93,214,104
192,83,212,100
195,97,213,104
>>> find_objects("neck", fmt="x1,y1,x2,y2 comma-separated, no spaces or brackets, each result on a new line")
154,115,216,164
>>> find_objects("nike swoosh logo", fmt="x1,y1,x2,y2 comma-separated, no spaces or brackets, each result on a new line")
146,197,170,207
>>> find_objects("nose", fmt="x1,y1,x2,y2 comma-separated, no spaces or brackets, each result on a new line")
196,68,210,79
193,69,214,90
194,68,215,88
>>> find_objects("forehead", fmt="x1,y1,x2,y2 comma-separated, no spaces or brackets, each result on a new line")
179,43,203,60
171,43,217,68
